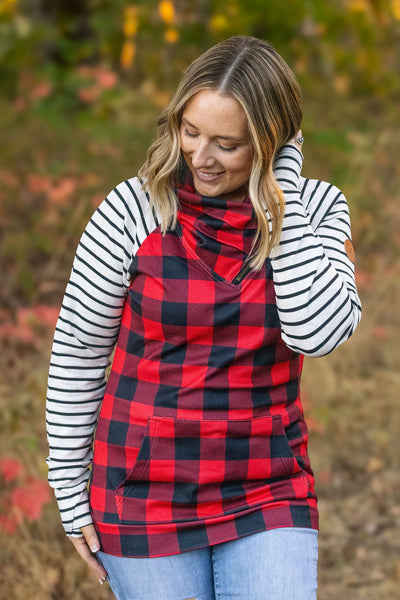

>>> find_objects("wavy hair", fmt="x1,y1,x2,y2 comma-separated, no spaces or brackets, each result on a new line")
138,35,302,269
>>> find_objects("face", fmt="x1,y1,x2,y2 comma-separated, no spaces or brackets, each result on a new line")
179,89,254,202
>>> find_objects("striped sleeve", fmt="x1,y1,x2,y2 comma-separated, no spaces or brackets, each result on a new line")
46,178,157,537
271,143,361,356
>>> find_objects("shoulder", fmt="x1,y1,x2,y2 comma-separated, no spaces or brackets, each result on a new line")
299,176,350,228
107,177,153,220
92,176,158,234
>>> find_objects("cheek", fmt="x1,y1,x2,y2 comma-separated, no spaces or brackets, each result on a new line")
229,152,253,178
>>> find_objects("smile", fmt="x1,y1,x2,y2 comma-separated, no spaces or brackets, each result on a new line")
195,169,225,182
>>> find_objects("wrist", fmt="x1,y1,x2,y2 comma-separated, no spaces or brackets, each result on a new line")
273,144,303,187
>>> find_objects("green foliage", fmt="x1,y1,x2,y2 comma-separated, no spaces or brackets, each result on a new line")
0,0,399,307
1,0,399,99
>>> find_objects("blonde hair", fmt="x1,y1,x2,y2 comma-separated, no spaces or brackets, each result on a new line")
138,35,302,269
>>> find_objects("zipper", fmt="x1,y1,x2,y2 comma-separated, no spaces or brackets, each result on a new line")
232,260,253,285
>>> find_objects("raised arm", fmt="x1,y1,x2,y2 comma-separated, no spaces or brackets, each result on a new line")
271,143,361,356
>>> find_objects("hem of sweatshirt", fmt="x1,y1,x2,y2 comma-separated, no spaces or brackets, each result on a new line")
92,499,318,558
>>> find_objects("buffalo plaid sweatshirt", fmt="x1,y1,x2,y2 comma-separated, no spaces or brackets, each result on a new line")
46,144,361,557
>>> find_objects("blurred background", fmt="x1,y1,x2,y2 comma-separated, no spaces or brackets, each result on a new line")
0,1,399,598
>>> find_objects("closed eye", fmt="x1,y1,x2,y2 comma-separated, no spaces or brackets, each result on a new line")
183,128,237,152
218,144,237,152
183,129,198,138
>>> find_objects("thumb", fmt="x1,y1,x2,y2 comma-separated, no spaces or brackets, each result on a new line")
81,523,101,553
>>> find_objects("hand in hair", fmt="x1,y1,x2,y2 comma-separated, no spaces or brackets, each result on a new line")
291,129,304,148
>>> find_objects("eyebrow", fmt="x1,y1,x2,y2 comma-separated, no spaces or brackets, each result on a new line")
181,117,246,143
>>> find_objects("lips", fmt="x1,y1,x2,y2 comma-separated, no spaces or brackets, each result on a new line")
195,169,225,183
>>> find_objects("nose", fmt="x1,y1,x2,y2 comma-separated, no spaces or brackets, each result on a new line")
190,140,215,169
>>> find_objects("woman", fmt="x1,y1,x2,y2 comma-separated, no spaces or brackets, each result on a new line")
46,36,361,599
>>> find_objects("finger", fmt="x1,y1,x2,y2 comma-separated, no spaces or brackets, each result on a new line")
293,133,304,147
80,524,108,581
70,534,108,584
81,524,101,553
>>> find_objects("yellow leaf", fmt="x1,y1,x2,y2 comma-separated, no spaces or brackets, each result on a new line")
0,0,19,15
392,0,400,20
159,0,175,24
210,14,229,32
124,16,138,37
164,27,179,44
120,40,136,69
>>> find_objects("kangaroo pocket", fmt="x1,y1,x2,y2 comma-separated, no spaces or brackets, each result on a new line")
114,415,309,525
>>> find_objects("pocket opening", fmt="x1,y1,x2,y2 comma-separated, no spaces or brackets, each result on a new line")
114,414,308,524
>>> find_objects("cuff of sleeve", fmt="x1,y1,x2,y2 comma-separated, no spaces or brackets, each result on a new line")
274,143,303,188
66,530,85,538
62,489,93,535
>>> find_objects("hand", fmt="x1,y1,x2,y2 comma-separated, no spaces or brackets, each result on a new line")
291,129,304,149
69,524,108,585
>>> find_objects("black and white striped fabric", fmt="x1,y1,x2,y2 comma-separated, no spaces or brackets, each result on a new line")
46,143,361,537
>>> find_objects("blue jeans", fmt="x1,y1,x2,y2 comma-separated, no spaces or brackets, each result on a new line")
97,527,318,599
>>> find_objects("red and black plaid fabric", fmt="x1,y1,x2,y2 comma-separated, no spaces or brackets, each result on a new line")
89,181,318,558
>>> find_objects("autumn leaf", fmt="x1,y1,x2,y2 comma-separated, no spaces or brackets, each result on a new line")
33,305,60,328
0,0,19,17
393,0,400,20
0,306,60,344
0,513,21,534
0,322,18,341
159,0,175,24
0,457,24,482
26,478,51,506
12,308,36,344
210,14,229,32
11,478,50,522
121,40,136,69
94,67,118,90
31,81,52,101
123,5,139,37
164,28,179,44
77,85,102,104
27,173,52,195
46,177,77,204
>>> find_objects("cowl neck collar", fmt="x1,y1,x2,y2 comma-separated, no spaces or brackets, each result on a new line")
175,171,257,282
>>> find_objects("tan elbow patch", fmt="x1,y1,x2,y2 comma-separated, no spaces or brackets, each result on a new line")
344,238,355,263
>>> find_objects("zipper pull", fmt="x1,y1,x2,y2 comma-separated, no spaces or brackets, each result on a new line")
232,261,252,284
